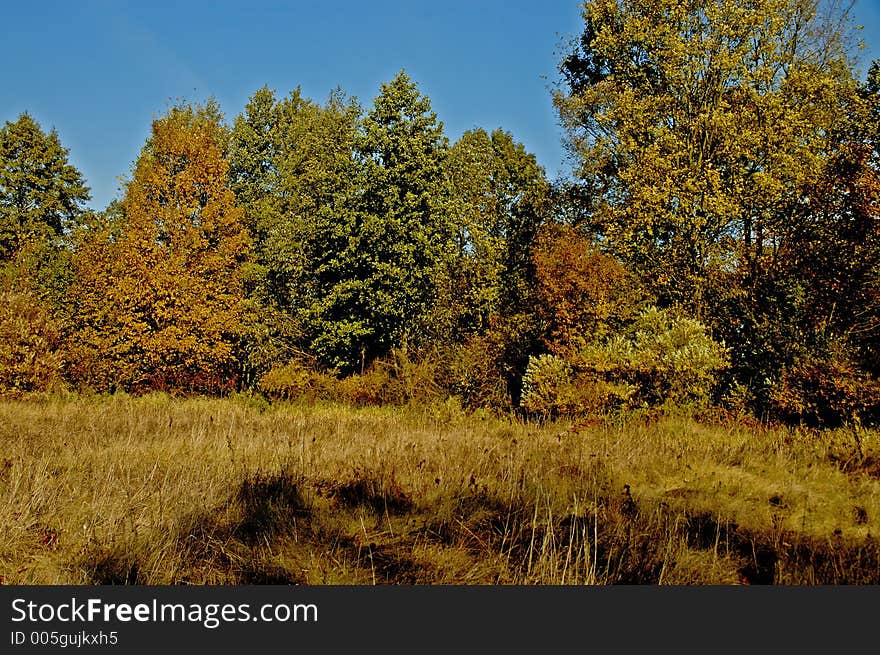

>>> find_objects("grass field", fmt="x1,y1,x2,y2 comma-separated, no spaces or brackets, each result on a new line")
1,393,879,585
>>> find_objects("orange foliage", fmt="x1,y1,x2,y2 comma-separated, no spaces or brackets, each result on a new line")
66,105,250,394
0,289,63,394
532,223,641,356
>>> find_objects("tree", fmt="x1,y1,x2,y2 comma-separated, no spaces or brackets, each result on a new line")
307,71,451,371
438,128,549,341
532,223,642,357
554,0,879,418
67,102,250,393
0,113,90,260
228,86,361,374
555,0,860,312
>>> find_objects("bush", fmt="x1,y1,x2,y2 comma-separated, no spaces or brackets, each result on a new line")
258,348,446,407
435,337,511,410
0,289,64,394
521,353,633,418
258,359,327,401
521,307,728,417
772,349,880,427
609,307,730,406
533,224,643,356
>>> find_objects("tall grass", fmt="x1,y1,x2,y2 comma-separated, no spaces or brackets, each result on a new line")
1,394,878,584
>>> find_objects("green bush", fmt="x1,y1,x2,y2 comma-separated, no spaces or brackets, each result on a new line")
521,307,728,417
606,306,730,406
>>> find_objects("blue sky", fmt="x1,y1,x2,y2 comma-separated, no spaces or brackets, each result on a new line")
2,0,878,211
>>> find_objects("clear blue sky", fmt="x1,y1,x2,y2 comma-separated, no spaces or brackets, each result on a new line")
2,0,878,211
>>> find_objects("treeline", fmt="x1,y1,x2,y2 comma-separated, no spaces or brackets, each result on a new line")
2,0,879,427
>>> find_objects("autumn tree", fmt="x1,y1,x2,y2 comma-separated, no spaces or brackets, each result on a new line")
750,58,880,423
555,0,859,311
67,102,250,393
532,223,642,357
554,0,878,418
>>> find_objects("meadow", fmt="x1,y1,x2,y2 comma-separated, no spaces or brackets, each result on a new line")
1,394,878,585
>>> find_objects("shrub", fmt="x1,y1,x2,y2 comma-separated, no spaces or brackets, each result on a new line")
521,307,728,417
258,359,327,401
435,337,511,410
609,307,730,406
258,348,446,407
0,289,64,393
332,365,398,406
533,224,643,356
520,353,633,418
772,349,880,427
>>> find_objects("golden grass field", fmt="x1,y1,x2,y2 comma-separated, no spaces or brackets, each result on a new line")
1,393,879,585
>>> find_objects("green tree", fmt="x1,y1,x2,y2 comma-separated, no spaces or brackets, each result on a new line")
67,102,250,393
438,128,548,341
228,86,361,374
0,113,90,260
308,71,451,371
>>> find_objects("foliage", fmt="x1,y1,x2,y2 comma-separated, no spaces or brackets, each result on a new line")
772,346,880,427
257,358,327,401
532,223,643,356
522,307,728,417
0,241,72,394
66,103,250,394
554,0,880,425
0,113,90,260
436,128,549,342
603,306,729,405
0,288,64,394
521,353,633,418
555,0,860,311
228,86,361,381
258,348,445,407
3,17,878,427
434,337,511,410
307,71,451,371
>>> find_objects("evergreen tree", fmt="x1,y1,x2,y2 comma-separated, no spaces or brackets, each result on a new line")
309,71,451,371
228,86,361,373
0,113,90,260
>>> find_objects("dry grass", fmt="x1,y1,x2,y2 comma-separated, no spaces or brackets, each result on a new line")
1,394,878,585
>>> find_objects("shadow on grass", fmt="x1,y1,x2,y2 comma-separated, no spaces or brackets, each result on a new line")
314,467,413,514
79,547,142,585
75,467,880,585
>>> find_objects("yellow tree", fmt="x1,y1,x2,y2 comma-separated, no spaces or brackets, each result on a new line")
555,0,860,310
67,103,250,393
